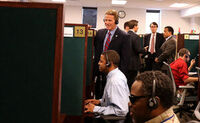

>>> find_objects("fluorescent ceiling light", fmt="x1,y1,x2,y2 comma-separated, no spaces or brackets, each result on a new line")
112,0,127,5
170,3,189,8
52,0,66,2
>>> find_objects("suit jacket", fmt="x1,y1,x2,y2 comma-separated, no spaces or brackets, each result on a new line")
158,36,176,70
127,31,145,71
144,33,165,56
94,27,130,75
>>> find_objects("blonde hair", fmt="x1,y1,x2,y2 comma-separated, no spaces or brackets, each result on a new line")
105,9,119,24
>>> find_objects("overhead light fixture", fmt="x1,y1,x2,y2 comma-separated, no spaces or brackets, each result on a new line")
170,3,189,8
112,0,127,5
52,0,66,2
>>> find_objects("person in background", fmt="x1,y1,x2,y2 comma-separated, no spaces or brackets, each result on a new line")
126,19,148,89
155,26,176,73
143,22,165,71
85,50,130,117
129,71,179,123
124,21,130,33
170,48,198,88
93,9,130,99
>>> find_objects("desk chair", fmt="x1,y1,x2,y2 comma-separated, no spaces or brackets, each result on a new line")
194,67,200,120
163,62,196,118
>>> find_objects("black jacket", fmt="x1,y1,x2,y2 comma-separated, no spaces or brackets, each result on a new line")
127,31,145,71
94,27,130,75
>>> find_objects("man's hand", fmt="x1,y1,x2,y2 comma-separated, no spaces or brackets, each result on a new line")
155,58,159,63
85,99,100,105
190,59,195,66
84,103,95,113
144,46,149,52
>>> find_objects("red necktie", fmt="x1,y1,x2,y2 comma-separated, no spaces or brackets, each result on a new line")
150,34,155,54
104,32,111,52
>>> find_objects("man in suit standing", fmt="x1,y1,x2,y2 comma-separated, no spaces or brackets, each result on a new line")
144,22,165,71
155,26,176,73
126,20,148,89
94,9,130,98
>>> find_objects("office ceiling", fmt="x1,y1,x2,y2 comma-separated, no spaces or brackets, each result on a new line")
32,0,200,10
1,0,200,10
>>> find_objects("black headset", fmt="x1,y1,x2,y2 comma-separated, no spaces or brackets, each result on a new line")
105,52,111,67
115,19,119,24
148,72,158,109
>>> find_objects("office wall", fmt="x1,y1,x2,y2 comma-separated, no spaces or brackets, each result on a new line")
64,5,200,34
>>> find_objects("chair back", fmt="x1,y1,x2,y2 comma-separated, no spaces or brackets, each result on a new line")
163,62,176,96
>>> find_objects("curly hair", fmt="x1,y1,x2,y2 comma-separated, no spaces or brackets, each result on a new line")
135,71,175,109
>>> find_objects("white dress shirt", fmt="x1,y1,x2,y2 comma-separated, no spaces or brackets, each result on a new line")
93,68,130,116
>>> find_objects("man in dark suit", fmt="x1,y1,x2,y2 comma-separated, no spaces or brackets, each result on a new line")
94,9,130,98
126,20,148,88
155,26,176,74
143,22,165,71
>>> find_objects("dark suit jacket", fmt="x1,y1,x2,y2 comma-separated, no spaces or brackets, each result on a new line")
158,36,176,70
94,27,130,75
144,33,165,56
127,31,145,71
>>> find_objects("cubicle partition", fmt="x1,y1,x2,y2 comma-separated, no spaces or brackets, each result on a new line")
86,29,95,99
0,2,64,123
61,24,95,123
139,34,144,47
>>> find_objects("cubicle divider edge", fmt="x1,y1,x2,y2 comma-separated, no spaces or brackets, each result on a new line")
52,4,64,123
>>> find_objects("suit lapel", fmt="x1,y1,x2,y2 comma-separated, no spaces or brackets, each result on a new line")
108,27,119,49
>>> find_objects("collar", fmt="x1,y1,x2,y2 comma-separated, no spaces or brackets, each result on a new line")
145,107,175,123
151,33,157,36
107,68,118,78
166,35,173,41
129,29,136,34
108,26,118,36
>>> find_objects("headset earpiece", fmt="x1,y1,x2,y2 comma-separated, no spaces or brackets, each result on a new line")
115,19,119,24
105,53,111,67
148,72,158,109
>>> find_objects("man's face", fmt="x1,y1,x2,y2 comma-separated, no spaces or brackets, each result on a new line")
150,24,157,33
184,52,190,63
104,14,117,31
98,55,107,73
163,28,171,38
130,81,150,123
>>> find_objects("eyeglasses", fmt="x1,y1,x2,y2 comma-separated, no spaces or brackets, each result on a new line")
185,54,190,58
129,94,148,104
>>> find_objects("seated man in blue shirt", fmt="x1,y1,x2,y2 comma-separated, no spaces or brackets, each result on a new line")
85,50,130,116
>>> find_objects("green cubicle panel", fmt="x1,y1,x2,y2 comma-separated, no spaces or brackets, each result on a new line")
139,34,144,47
0,2,63,123
184,34,199,71
61,24,88,122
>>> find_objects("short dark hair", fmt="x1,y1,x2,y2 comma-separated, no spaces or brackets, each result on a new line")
124,21,130,29
135,71,175,109
178,48,190,57
150,22,158,27
128,20,138,29
102,50,120,67
165,26,174,35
